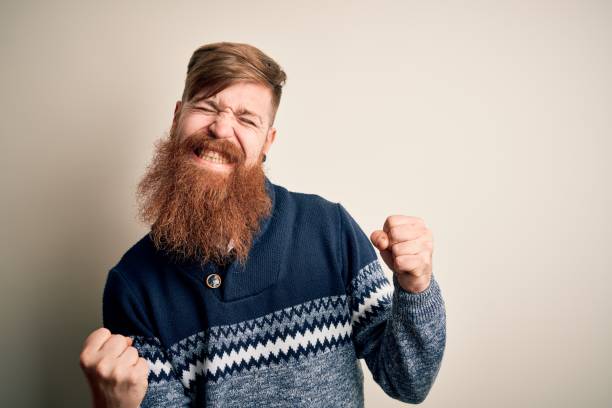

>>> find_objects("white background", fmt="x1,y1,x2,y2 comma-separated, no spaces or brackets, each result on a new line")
1,0,611,406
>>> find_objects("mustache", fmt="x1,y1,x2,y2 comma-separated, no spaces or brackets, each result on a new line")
178,129,245,164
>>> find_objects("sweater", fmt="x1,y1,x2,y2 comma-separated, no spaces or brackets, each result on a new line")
102,177,446,407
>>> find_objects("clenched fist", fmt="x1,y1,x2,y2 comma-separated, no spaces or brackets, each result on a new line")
370,215,434,294
79,327,149,408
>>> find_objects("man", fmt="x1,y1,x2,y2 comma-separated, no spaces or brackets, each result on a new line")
79,42,446,407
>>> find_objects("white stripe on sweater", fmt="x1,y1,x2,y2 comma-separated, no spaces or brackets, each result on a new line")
147,358,174,377
351,282,393,325
180,321,352,388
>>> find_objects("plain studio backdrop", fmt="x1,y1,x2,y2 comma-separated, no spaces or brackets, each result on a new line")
1,1,610,407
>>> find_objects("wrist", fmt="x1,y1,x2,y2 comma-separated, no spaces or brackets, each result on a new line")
392,273,445,325
89,385,111,408
396,273,431,293
91,391,107,408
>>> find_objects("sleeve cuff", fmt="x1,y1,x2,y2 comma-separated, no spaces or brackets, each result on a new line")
392,273,446,324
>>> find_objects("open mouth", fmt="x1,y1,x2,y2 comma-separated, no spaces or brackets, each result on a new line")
193,147,232,165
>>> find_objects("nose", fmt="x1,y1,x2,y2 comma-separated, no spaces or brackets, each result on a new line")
208,108,236,139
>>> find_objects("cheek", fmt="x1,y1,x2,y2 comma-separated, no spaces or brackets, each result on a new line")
237,135,265,163
179,115,213,137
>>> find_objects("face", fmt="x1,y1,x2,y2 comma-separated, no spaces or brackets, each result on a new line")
136,80,277,267
172,80,277,174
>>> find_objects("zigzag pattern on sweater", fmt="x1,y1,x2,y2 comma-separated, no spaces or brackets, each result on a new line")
130,335,178,384
166,295,350,368
134,260,393,395
168,296,354,391
348,259,393,328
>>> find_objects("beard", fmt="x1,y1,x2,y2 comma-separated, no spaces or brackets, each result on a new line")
136,126,272,267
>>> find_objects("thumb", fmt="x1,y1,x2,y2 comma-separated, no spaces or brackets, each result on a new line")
370,230,389,251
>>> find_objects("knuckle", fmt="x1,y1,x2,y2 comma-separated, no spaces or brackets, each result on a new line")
126,348,139,362
127,369,145,386
94,360,111,379
387,226,398,238
97,327,112,336
109,366,126,384
406,216,422,225
139,358,150,372
126,373,139,386
110,334,129,348
79,351,93,369
90,328,112,344
393,256,404,270
83,327,110,349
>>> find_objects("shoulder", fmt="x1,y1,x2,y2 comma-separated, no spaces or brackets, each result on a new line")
115,233,157,266
272,182,341,222
269,181,372,242
102,234,160,336
111,233,163,282
104,233,174,318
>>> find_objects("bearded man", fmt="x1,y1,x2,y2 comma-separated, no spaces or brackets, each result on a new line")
79,42,446,408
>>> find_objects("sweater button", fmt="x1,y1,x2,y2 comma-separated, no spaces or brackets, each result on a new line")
205,273,222,289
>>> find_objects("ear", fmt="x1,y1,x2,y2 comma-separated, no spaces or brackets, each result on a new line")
171,100,182,130
262,126,277,155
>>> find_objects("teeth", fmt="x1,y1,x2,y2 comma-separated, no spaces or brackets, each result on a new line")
200,149,229,164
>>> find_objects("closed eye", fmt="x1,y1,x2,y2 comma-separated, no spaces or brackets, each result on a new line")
240,118,256,126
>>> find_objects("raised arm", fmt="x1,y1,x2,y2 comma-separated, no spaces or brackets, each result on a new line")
338,203,446,403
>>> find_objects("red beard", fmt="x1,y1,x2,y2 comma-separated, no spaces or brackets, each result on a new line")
136,127,272,267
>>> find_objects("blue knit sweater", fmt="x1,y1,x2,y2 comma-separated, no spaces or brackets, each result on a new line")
102,177,446,407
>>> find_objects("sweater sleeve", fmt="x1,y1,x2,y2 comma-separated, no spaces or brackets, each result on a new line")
102,268,191,407
338,203,446,404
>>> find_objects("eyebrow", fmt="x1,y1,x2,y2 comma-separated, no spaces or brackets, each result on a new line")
195,98,263,126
